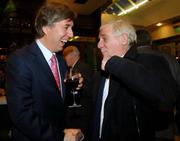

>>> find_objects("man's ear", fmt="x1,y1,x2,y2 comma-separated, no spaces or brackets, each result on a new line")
120,33,129,45
42,26,49,35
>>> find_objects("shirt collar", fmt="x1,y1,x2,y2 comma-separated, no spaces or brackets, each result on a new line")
36,39,53,63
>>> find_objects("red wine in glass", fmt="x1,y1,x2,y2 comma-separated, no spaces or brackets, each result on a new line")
65,69,81,108
65,78,79,92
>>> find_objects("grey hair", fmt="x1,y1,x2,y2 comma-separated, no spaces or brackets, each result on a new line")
104,19,137,44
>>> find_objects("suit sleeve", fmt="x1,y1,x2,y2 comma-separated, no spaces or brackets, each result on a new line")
105,56,177,108
6,52,63,141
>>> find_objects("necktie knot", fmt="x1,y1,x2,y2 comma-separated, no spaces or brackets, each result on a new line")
50,54,56,65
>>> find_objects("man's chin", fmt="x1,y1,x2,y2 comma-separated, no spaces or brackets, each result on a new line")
58,46,64,51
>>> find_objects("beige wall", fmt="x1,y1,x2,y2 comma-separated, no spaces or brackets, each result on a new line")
151,24,180,40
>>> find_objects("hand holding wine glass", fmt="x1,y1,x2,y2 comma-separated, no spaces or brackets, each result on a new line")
64,68,83,108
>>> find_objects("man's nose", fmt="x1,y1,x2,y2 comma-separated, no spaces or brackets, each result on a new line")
98,40,103,49
68,28,74,38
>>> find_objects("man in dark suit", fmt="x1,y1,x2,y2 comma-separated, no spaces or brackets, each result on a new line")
92,19,177,141
6,2,83,141
136,29,180,141
136,29,180,86
63,45,93,141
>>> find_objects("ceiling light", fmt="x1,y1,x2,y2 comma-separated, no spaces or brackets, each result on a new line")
74,36,80,39
68,36,80,41
119,0,149,16
104,0,149,16
156,23,163,26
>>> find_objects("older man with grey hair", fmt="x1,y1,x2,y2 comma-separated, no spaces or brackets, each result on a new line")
92,19,177,141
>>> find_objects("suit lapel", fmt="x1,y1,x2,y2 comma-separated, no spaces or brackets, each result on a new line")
28,42,63,99
92,75,106,140
102,75,120,131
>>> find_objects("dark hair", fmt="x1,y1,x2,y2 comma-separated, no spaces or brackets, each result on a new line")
35,2,77,38
136,29,152,46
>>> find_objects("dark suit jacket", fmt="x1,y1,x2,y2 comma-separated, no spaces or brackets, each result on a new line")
6,42,67,141
138,46,180,131
65,59,93,141
92,47,177,141
137,45,180,86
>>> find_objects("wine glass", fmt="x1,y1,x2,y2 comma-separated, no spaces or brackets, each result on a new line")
65,68,82,108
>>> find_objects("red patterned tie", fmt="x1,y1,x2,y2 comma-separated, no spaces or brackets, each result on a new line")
50,54,62,96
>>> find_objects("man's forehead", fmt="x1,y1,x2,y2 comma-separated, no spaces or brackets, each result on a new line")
100,24,112,32
62,18,74,25
99,28,112,37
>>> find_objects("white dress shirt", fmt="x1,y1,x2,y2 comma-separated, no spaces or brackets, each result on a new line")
99,78,110,138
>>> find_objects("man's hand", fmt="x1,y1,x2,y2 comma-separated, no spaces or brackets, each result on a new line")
64,72,84,90
76,73,83,90
101,55,111,70
63,128,84,141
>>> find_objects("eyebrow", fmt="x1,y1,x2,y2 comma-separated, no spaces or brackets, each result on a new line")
99,33,109,38
65,23,73,28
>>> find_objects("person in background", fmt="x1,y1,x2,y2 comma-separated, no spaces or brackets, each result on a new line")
136,29,180,85
0,65,11,141
92,19,177,141
136,29,180,141
0,66,6,96
63,45,93,141
6,2,84,141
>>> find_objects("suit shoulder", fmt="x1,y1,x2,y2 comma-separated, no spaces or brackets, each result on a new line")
137,53,170,70
137,53,167,63
8,44,36,64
